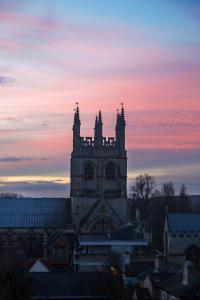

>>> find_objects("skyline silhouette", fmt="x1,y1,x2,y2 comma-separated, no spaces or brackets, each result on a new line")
1,1,200,196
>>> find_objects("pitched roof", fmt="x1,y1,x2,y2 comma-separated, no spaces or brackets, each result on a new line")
30,272,115,299
0,197,71,228
159,268,200,298
29,259,50,273
125,261,154,278
146,263,181,286
111,223,139,240
168,213,200,232
80,199,123,228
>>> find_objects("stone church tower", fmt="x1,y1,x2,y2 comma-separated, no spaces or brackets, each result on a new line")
70,105,127,232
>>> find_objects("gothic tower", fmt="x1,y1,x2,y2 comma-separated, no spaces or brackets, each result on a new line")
70,104,127,232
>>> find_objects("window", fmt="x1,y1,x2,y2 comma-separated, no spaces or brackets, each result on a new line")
105,162,116,180
84,162,94,180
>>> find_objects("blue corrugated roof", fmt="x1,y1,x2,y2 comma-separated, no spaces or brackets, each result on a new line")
0,198,71,228
168,213,200,232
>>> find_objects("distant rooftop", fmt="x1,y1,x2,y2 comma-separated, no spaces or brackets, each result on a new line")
0,198,71,228
168,213,200,232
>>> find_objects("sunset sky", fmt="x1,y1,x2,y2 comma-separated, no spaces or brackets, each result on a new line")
1,0,200,197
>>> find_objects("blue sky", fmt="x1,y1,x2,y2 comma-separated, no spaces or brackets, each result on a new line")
0,0,200,196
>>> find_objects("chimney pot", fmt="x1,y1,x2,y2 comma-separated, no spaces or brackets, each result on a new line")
182,261,192,285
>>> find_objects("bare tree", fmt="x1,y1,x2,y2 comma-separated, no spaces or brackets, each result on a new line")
0,192,24,198
179,184,190,212
162,182,175,198
133,174,155,218
162,182,177,212
0,252,32,300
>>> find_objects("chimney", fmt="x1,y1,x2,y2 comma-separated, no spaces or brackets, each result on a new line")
182,261,192,285
154,254,160,273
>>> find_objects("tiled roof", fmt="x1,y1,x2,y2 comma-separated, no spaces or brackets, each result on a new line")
0,198,71,228
111,223,137,240
168,213,200,232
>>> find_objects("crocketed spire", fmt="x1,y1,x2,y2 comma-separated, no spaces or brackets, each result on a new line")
73,103,81,128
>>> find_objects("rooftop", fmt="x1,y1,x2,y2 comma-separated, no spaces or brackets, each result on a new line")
0,197,71,228
160,267,200,298
168,213,200,232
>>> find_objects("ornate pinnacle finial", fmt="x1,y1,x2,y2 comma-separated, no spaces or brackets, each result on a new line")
98,110,102,124
120,102,124,112
75,102,79,113
120,102,125,118
95,114,98,126
73,102,80,126
116,108,120,123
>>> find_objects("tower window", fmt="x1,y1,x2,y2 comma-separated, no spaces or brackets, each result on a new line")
84,162,94,180
105,162,116,180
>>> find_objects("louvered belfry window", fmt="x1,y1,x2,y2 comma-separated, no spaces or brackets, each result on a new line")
106,162,116,180
84,162,94,180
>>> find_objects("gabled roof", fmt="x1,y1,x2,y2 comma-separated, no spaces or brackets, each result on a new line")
29,259,50,273
80,199,100,226
168,213,200,232
80,198,123,228
0,198,71,228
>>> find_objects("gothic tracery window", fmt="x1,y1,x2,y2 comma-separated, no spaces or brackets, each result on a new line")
105,162,116,180
91,216,114,232
84,162,94,180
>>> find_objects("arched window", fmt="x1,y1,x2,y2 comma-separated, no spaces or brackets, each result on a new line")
84,162,94,180
90,216,114,232
105,162,116,180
